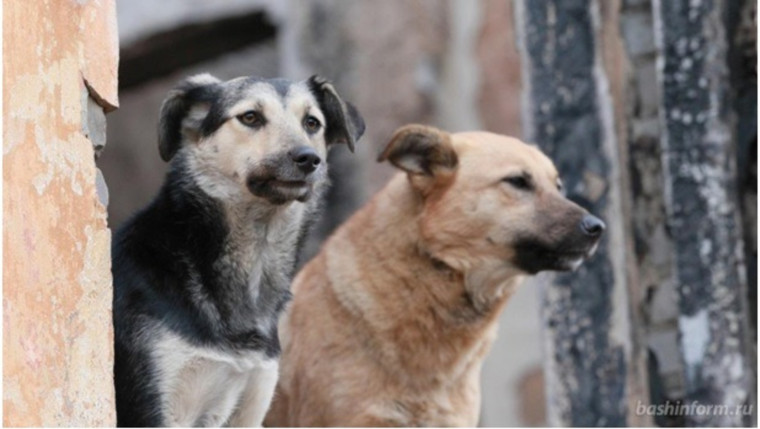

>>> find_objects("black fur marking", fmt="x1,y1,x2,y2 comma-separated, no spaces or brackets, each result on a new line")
512,235,591,274
307,75,365,152
200,101,231,137
345,102,366,141
112,157,305,425
112,291,163,427
158,81,221,161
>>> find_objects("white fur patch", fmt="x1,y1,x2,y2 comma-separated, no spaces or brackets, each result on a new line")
186,73,221,86
152,329,277,427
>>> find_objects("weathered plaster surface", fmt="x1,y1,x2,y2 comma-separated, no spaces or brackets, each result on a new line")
3,0,118,426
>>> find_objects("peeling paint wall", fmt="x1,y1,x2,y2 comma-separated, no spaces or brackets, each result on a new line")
3,0,119,426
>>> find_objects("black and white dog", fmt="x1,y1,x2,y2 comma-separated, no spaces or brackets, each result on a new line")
112,74,364,427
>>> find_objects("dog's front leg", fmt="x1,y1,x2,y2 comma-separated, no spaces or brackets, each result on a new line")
227,360,279,427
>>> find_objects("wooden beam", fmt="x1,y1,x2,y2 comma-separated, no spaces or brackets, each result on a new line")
119,10,276,89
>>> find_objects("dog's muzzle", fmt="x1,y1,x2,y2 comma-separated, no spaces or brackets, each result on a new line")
245,147,323,204
511,214,605,274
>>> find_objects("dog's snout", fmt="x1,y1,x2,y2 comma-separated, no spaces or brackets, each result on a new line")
580,215,605,237
290,147,321,174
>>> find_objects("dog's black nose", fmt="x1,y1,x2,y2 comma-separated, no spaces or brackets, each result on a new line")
290,147,321,174
580,215,606,237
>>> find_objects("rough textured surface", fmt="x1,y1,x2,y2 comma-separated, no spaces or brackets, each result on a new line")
652,0,754,425
516,0,633,425
621,0,686,425
3,0,119,426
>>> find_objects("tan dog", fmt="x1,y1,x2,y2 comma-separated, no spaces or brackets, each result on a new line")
265,125,605,426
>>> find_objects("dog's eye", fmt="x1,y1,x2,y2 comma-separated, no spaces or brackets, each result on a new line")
238,111,264,128
503,175,532,191
303,116,321,134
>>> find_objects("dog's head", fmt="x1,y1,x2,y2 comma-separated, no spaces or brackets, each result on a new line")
158,74,365,205
379,125,604,275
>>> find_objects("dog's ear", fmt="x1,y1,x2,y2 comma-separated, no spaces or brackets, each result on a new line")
378,124,458,180
307,75,365,152
158,73,221,162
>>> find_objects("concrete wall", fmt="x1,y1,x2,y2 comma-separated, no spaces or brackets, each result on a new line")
3,0,119,426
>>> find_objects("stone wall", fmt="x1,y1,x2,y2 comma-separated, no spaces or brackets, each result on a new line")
3,0,118,426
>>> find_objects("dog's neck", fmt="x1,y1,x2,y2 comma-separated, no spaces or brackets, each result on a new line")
330,174,524,387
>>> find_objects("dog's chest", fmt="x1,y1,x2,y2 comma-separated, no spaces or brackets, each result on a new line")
221,206,304,285
152,329,274,426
